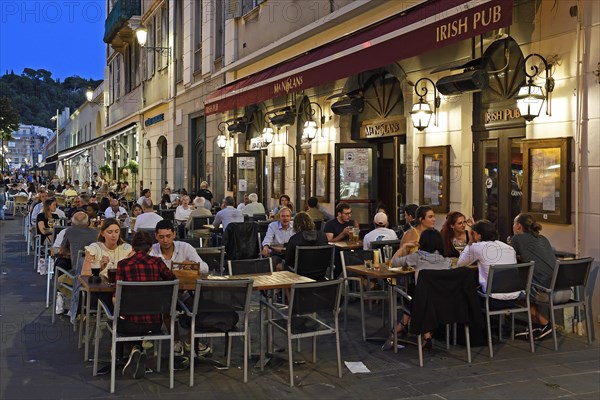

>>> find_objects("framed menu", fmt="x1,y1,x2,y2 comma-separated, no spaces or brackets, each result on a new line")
522,138,571,224
271,157,285,199
419,145,450,213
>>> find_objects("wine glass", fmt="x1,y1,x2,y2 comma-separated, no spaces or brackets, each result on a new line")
452,238,466,253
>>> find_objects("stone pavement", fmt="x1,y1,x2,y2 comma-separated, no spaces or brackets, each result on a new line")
1,216,598,399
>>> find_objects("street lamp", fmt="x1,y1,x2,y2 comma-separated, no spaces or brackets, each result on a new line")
302,101,325,142
136,25,171,57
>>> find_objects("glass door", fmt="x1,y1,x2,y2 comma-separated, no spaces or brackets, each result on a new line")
335,143,378,227
474,129,524,241
232,152,264,205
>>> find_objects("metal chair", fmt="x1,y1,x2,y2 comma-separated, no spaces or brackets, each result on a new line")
158,208,176,223
480,262,535,358
13,194,29,215
196,246,226,275
369,239,400,259
228,257,272,275
180,279,254,385
52,250,85,324
292,245,335,281
92,280,180,393
532,257,594,351
223,222,259,260
340,250,388,341
261,279,344,387
178,237,201,248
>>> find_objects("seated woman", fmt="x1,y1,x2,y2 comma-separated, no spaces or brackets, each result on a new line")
397,205,436,257
82,218,134,278
440,211,473,258
271,194,294,218
36,198,59,244
123,203,143,230
285,212,328,271
387,229,451,350
457,219,519,309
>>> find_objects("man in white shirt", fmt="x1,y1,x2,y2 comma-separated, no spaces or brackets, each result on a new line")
104,199,128,221
237,194,250,211
150,220,208,273
241,193,266,216
363,212,398,250
133,198,163,231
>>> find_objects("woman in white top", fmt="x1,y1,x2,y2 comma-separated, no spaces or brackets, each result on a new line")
457,219,519,307
82,218,133,278
175,195,193,222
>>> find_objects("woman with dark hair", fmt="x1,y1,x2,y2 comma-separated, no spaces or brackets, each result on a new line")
82,218,133,277
386,229,452,350
272,194,294,216
36,198,59,244
284,212,328,271
397,205,436,256
440,211,472,257
457,220,518,308
512,213,563,340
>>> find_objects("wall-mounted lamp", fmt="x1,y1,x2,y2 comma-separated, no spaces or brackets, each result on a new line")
302,102,325,142
515,53,554,122
85,87,104,106
262,126,274,144
410,78,440,131
217,122,229,149
136,25,171,57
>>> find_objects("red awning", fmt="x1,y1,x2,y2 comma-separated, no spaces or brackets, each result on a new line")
205,0,513,115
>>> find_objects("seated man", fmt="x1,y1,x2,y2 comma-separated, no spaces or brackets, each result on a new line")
213,196,244,230
149,219,211,357
305,196,333,222
261,207,294,271
134,198,163,231
104,198,128,221
185,196,212,239
324,203,359,277
117,231,176,379
363,212,398,250
241,193,265,216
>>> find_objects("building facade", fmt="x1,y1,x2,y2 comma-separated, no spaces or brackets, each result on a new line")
102,0,599,328
5,124,52,172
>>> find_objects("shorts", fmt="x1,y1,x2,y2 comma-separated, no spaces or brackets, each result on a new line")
531,286,571,304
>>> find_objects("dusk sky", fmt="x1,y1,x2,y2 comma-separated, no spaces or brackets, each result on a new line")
0,0,106,81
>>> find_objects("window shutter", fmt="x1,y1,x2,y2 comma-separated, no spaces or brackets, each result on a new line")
225,0,242,19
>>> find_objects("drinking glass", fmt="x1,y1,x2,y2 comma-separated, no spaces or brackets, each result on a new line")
107,268,117,285
452,238,467,253
352,228,360,242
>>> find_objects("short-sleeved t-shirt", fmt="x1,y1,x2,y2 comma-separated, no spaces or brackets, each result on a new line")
511,233,556,287
324,218,354,240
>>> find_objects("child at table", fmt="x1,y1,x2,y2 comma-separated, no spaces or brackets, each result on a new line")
386,229,451,351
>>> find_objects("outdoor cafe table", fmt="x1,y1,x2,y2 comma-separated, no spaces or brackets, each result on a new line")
345,263,415,353
331,240,363,250
77,270,314,361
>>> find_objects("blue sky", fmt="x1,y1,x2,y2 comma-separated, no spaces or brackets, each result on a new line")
0,0,105,81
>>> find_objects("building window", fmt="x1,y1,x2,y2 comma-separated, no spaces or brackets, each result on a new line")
146,20,155,79
193,0,202,73
159,6,168,70
215,0,224,62
175,0,183,81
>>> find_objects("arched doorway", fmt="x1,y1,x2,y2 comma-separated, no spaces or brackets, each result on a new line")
157,136,168,194
174,144,184,191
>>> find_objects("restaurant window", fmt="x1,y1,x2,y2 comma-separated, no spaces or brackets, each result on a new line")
145,19,155,79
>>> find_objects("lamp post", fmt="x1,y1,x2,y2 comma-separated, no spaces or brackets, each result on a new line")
410,77,440,131
516,53,554,122
302,102,325,142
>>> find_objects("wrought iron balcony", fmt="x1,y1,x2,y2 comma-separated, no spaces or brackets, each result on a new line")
103,0,141,44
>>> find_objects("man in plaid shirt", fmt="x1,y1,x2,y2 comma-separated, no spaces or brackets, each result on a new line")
116,231,175,379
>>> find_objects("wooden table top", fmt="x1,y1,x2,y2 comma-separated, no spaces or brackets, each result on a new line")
79,270,314,292
345,263,415,278
331,240,363,250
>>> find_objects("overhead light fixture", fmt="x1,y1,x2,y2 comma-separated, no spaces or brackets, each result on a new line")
330,95,364,115
136,24,170,57
85,87,104,106
516,53,554,122
225,117,247,133
436,69,488,96
267,108,296,128
262,126,274,144
410,77,440,131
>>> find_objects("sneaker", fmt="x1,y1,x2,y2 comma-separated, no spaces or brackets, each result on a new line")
515,327,541,340
174,341,184,356
195,342,212,357
123,346,142,378
534,323,553,341
55,292,64,315
381,340,393,351
142,340,154,350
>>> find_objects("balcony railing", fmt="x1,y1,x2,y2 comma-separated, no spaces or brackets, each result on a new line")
103,0,141,44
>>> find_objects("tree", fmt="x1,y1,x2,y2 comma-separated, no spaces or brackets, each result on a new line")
0,96,20,141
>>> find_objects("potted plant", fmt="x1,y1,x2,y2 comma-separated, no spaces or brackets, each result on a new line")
99,164,112,179
126,160,139,191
